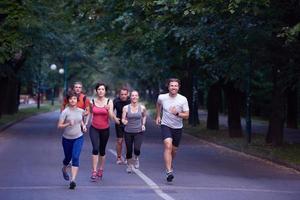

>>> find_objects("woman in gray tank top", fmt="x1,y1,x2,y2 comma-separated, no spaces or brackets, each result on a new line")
122,90,147,173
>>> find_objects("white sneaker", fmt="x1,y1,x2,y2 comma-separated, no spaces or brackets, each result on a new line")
134,157,140,169
116,158,123,165
126,164,132,173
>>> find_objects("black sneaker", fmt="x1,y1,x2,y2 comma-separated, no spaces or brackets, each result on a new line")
166,171,174,182
69,181,76,190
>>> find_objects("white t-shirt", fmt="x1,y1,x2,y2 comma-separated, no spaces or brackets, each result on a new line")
157,93,189,129
59,107,84,139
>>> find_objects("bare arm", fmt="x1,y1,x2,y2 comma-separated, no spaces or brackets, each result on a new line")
155,102,162,125
57,119,72,129
178,110,189,120
108,100,120,124
142,105,147,126
121,106,128,125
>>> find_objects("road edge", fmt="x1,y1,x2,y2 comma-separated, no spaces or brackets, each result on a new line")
183,132,300,174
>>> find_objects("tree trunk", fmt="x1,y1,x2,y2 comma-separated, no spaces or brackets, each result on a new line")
266,91,285,146
265,67,285,146
224,82,243,137
286,87,298,129
207,81,221,130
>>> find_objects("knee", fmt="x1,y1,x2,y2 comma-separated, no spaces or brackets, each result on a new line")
92,150,99,155
99,150,106,156
164,143,173,152
117,139,123,145
72,158,79,167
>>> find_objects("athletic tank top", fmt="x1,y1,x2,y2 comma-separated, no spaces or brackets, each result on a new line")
91,99,110,129
124,104,142,133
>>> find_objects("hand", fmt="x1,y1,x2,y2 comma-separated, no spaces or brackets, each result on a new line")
142,125,146,132
69,120,75,126
115,117,120,125
122,119,128,125
83,110,89,116
155,116,161,125
82,125,87,133
169,106,177,115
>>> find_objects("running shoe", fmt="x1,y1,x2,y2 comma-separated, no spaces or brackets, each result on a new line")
116,158,123,165
90,170,98,181
134,157,140,169
62,167,69,181
126,164,132,173
69,181,76,189
97,169,103,179
166,171,174,182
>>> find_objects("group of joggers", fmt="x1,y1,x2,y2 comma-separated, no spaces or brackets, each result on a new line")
57,78,189,189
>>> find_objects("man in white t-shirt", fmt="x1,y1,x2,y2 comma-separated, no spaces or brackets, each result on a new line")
156,78,189,182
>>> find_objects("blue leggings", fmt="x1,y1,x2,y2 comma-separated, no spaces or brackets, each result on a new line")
62,136,84,167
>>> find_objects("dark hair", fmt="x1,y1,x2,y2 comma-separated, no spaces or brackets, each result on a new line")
119,87,128,94
166,78,181,87
66,91,79,101
95,82,108,91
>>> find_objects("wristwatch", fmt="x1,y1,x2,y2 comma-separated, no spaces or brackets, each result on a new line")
176,112,179,116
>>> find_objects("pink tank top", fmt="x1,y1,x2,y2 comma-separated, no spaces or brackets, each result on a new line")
91,105,109,129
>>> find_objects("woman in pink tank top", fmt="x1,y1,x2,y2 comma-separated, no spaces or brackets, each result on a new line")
89,82,119,181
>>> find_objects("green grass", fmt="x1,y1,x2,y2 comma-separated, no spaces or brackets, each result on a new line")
184,122,300,167
0,102,59,128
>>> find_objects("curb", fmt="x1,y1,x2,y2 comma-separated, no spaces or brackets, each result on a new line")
184,132,300,174
0,111,54,134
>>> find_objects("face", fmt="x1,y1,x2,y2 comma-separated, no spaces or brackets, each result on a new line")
68,96,78,106
96,85,106,97
73,84,82,94
130,91,139,103
168,81,179,95
119,89,129,101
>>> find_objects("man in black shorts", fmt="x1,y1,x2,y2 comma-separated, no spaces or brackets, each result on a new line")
156,78,189,182
113,87,130,164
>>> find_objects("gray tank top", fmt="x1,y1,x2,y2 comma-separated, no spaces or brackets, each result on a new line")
124,104,142,133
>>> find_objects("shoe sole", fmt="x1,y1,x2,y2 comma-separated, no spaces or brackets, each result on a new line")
69,182,76,189
167,174,174,182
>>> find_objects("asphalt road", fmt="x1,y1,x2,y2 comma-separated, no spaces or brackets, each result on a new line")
0,111,299,200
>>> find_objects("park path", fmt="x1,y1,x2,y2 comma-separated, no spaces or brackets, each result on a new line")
0,111,299,200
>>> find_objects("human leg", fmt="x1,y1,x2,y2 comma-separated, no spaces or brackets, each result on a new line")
133,132,144,168
98,128,109,175
70,136,83,182
115,124,125,164
89,126,100,180
124,133,134,173
62,137,73,181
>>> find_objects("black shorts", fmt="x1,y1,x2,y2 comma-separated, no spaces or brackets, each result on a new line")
115,124,125,138
161,125,182,147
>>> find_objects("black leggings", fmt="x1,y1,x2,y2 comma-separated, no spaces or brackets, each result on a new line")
89,126,109,156
124,132,143,159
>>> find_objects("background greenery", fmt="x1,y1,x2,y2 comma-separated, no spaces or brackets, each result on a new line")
1,0,299,147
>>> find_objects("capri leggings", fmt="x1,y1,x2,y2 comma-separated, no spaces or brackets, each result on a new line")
124,132,144,159
89,125,110,156
62,136,84,167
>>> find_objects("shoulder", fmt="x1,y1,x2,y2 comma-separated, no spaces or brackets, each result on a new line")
177,94,187,100
123,105,129,110
140,104,146,111
113,97,120,104
77,107,85,113
158,93,168,100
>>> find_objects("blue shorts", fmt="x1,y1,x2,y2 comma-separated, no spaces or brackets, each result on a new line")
161,125,182,147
